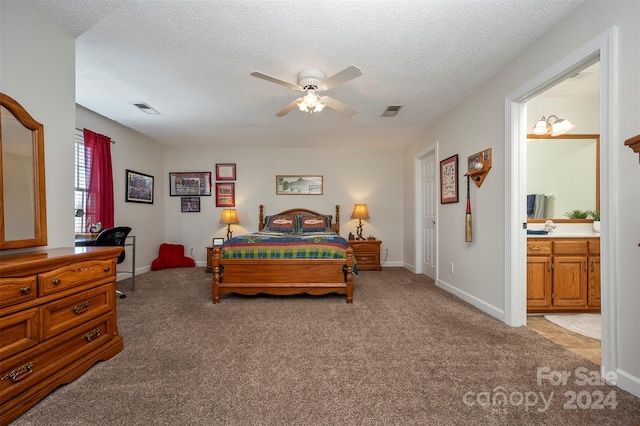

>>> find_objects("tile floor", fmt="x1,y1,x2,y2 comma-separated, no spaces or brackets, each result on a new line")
527,315,601,365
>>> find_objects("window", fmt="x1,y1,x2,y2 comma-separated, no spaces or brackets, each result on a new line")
74,129,87,233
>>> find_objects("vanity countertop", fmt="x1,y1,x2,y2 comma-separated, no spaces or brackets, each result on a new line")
526,222,600,238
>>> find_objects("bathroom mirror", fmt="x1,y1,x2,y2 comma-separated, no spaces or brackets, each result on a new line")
527,134,599,222
0,93,47,249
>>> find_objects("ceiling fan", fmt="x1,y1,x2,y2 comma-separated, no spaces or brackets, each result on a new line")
251,65,362,117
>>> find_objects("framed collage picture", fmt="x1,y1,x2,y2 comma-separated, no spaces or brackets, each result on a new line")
169,172,212,196
126,169,154,204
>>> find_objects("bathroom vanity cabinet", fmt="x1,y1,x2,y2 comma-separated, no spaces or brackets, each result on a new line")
526,237,600,313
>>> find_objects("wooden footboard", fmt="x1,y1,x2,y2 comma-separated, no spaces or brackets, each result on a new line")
211,247,354,303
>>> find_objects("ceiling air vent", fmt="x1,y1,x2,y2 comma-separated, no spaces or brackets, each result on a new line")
382,105,402,117
134,103,160,114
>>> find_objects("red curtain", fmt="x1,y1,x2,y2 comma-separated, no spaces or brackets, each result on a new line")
84,129,114,230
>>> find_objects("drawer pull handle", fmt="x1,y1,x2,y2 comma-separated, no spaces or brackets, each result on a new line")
20,287,32,294
52,279,61,285
83,328,101,342
529,247,541,251
1,362,36,382
104,267,111,272
362,257,368,261
70,301,90,314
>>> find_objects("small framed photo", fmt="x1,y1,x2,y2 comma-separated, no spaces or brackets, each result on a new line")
126,169,154,204
181,197,200,212
440,154,459,204
212,237,224,246
169,172,212,196
216,182,235,207
276,175,323,195
216,163,236,180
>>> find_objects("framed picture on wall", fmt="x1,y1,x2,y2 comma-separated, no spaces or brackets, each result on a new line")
126,169,154,204
180,197,200,212
216,163,236,180
216,182,235,207
276,175,323,195
169,172,212,196
440,155,459,204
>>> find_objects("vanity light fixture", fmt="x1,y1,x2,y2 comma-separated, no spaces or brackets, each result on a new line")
531,115,576,137
220,209,239,240
351,204,370,240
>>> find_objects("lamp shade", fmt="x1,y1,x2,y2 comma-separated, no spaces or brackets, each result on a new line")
550,119,576,137
531,117,549,135
219,209,239,224
351,204,370,220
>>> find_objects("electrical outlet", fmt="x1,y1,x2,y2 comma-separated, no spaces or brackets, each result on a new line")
449,262,454,273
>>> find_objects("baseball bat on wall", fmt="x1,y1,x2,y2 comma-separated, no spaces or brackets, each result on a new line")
465,175,472,242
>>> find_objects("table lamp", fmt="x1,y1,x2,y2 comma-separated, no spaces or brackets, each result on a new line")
351,204,369,240
220,209,239,240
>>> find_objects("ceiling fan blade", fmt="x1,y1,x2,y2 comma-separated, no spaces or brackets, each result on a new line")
276,99,301,117
251,72,301,91
322,65,363,90
321,97,357,117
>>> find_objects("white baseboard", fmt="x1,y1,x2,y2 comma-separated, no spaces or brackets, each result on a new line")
436,279,505,322
615,368,640,399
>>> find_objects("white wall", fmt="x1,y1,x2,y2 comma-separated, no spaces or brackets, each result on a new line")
403,0,640,397
1,1,75,250
163,145,404,266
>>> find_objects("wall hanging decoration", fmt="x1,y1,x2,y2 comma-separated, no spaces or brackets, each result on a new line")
465,148,492,188
126,169,154,204
440,155,458,204
216,182,235,207
216,163,236,180
276,175,323,195
169,172,212,196
181,197,200,212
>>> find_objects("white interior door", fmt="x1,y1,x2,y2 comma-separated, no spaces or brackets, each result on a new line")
422,153,437,278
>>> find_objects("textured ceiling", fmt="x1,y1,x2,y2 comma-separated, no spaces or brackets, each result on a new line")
28,0,583,149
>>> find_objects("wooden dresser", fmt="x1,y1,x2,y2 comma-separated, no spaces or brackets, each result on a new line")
0,247,124,425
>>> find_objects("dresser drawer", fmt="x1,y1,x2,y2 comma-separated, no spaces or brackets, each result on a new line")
38,259,115,296
0,314,115,402
527,240,551,255
588,239,600,255
552,240,588,255
0,308,39,361
41,284,114,340
0,277,37,309
353,253,380,266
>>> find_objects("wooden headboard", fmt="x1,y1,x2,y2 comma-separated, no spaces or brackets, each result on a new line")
258,205,340,234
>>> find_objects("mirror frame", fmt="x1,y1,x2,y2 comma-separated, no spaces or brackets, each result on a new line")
0,93,47,249
526,133,600,224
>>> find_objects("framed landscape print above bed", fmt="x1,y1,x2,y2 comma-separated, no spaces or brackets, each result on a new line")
276,175,323,195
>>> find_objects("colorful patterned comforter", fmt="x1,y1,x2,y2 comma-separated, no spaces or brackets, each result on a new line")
221,231,350,259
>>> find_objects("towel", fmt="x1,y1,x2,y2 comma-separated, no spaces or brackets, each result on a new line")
527,194,536,216
533,194,546,219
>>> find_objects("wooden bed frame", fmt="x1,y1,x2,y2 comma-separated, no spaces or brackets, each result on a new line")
211,205,354,304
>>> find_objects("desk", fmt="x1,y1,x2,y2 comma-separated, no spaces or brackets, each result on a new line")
75,234,136,291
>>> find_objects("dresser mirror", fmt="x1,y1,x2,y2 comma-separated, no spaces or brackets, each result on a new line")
527,134,599,223
0,93,47,249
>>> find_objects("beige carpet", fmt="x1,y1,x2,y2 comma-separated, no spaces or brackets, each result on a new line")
544,314,601,340
10,268,639,425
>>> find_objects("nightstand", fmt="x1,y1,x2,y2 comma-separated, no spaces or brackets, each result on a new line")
348,239,382,271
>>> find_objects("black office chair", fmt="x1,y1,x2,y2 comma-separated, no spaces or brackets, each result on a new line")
94,226,132,299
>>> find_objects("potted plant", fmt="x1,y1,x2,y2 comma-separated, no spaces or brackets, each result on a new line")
588,210,601,232
563,210,589,219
